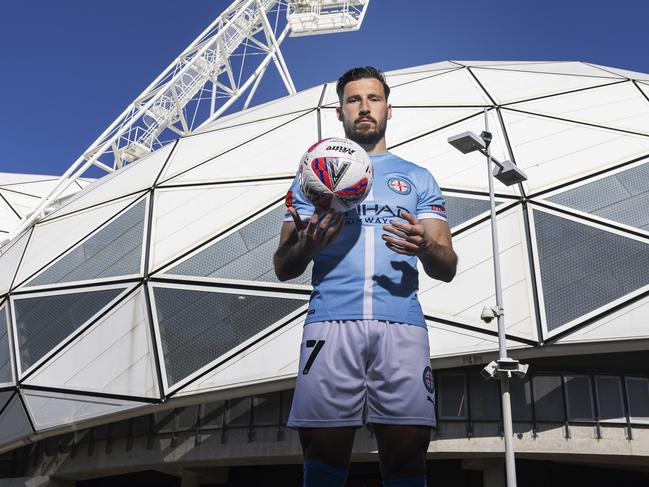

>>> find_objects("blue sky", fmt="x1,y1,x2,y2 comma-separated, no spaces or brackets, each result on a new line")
1,0,648,176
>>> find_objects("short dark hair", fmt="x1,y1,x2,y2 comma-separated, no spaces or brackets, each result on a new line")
336,66,390,104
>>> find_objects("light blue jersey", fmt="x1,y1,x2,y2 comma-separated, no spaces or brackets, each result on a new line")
285,151,447,328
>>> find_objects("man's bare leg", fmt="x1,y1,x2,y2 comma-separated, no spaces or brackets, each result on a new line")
374,424,430,482
299,426,357,468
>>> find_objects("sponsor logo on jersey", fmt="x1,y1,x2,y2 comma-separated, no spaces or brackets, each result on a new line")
422,366,435,393
325,144,356,155
285,190,293,208
431,204,447,215
344,203,412,224
388,177,412,195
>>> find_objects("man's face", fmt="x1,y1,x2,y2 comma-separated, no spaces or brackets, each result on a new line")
336,78,392,146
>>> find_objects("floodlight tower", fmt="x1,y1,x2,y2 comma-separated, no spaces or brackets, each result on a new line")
7,0,370,243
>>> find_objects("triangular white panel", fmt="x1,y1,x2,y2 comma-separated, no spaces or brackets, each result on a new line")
428,320,526,359
0,190,40,218
44,144,173,220
588,64,649,82
0,173,57,187
320,107,482,149
22,390,146,431
150,181,288,272
0,178,79,199
556,295,649,344
385,69,459,90
0,391,12,412
388,68,491,106
391,110,519,195
200,84,323,131
160,111,310,183
638,83,649,100
458,61,556,67
23,288,158,398
0,199,20,235
471,68,616,104
478,62,622,79
175,314,304,396
163,111,318,185
387,61,462,76
14,195,141,286
0,230,30,294
419,206,538,341
501,110,649,193
509,82,649,135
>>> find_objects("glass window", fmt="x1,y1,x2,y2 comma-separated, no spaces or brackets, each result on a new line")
280,389,294,425
625,377,649,424
510,377,533,421
201,400,225,428
469,372,500,421
594,376,625,423
532,375,565,422
226,397,252,428
564,375,594,421
253,392,280,426
438,373,466,419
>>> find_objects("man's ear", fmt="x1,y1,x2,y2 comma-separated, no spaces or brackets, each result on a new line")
387,103,392,121
336,106,343,121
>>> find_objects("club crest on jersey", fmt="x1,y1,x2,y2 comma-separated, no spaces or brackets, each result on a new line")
422,366,435,393
388,177,412,195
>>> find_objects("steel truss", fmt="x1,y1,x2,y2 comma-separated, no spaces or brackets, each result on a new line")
7,0,370,244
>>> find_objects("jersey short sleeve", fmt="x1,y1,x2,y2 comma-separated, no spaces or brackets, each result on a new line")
284,175,315,222
416,170,447,222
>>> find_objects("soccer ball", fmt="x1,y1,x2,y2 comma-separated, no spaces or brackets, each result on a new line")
297,137,373,212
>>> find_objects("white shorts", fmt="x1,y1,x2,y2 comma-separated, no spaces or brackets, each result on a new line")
287,320,436,428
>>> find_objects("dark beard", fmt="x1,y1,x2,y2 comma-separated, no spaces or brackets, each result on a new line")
343,116,387,146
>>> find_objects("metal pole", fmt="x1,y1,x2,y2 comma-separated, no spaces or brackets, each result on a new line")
483,108,518,487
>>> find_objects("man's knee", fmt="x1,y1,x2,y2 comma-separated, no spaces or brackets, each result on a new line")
299,427,357,469
374,425,430,478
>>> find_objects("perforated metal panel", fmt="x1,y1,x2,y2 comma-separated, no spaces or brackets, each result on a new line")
0,307,11,383
27,199,146,287
0,395,33,446
168,205,311,285
534,210,649,331
548,163,649,231
153,286,305,387
445,196,494,229
532,375,565,422
14,287,126,371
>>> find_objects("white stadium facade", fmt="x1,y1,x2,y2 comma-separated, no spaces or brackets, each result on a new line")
1,60,649,486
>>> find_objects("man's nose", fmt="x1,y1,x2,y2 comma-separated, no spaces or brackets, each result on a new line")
359,98,370,113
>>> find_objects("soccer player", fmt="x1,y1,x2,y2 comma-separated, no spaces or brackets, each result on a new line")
274,66,457,487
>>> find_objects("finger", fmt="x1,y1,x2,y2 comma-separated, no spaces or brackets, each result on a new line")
383,224,411,240
382,234,420,252
288,206,304,231
390,219,422,236
318,208,336,231
305,211,321,239
384,241,416,256
400,210,418,225
323,213,345,245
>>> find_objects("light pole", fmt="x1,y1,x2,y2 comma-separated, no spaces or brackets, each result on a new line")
448,109,529,487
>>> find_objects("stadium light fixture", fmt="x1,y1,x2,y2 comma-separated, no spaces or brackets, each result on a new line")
448,111,528,487
447,131,528,186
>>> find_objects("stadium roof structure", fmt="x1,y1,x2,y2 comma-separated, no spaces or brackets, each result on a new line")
0,60,649,453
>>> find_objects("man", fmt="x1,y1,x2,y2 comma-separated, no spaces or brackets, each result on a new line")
274,66,457,487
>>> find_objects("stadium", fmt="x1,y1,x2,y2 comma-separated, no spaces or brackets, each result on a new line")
1,2,649,486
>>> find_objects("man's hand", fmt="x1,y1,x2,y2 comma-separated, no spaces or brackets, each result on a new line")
274,206,345,281
288,206,345,260
381,210,429,256
382,210,457,282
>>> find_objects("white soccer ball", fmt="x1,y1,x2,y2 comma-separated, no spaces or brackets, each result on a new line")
297,137,373,212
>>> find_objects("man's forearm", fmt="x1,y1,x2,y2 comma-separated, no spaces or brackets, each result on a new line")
418,242,457,282
274,240,312,282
